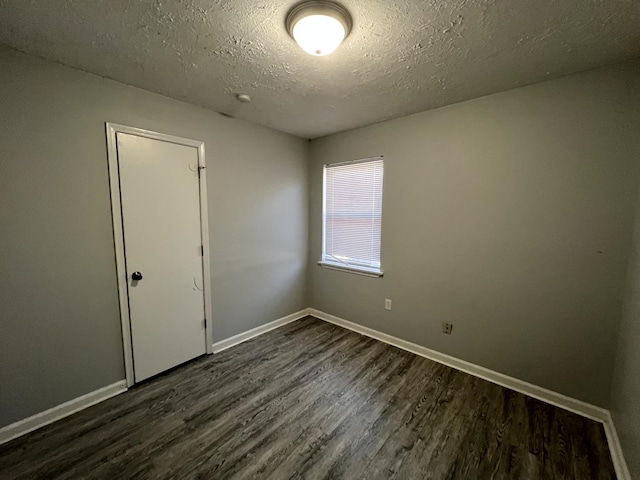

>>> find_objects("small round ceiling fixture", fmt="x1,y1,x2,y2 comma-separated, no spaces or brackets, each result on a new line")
236,93,251,103
286,1,352,56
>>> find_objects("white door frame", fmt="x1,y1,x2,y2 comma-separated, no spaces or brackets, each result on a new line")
105,122,213,387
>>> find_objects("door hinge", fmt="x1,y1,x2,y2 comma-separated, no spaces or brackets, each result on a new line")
201,245,204,256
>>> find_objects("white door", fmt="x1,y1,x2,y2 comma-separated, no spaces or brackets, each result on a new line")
116,132,207,382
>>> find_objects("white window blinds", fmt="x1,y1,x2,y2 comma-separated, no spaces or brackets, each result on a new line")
323,157,384,271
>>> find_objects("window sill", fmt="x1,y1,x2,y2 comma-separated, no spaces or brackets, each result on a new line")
317,261,384,278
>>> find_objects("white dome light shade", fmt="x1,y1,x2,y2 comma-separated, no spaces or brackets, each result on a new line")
292,14,345,56
286,1,352,57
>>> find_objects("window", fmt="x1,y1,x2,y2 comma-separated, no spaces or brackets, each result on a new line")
320,157,384,277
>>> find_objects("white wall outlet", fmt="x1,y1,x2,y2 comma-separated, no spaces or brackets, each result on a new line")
442,322,453,335
385,299,392,310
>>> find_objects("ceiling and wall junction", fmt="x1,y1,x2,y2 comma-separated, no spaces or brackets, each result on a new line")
0,0,638,138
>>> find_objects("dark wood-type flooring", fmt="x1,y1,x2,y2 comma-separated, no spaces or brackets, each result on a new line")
0,316,616,479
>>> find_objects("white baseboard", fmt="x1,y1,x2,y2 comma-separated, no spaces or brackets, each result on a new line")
308,308,634,479
0,380,127,446
212,308,312,353
0,309,312,447
308,309,608,422
602,411,632,480
1,308,630,480
212,307,631,478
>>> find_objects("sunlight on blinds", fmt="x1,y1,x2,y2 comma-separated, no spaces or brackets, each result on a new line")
323,158,384,270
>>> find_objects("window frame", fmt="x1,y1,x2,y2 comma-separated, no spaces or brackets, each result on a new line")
319,156,384,278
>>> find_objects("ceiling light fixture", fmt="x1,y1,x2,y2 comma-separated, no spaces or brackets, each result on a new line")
285,1,352,57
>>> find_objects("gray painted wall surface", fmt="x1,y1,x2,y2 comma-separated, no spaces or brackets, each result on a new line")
612,171,640,475
308,61,640,407
0,46,308,428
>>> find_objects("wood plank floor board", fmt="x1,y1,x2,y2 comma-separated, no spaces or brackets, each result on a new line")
204,336,387,478
297,362,415,479
446,391,495,479
0,316,616,479
392,372,483,479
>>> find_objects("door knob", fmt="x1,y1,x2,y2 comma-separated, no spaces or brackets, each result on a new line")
131,271,143,281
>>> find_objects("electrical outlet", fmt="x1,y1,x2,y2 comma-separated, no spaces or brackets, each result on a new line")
385,299,392,310
442,322,453,335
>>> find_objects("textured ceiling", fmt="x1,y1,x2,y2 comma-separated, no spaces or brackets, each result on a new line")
0,0,639,138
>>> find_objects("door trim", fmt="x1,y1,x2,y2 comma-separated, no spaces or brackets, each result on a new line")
105,122,213,387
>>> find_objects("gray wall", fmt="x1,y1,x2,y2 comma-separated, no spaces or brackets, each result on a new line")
0,46,308,428
611,155,640,474
2,39,639,449
308,60,640,407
